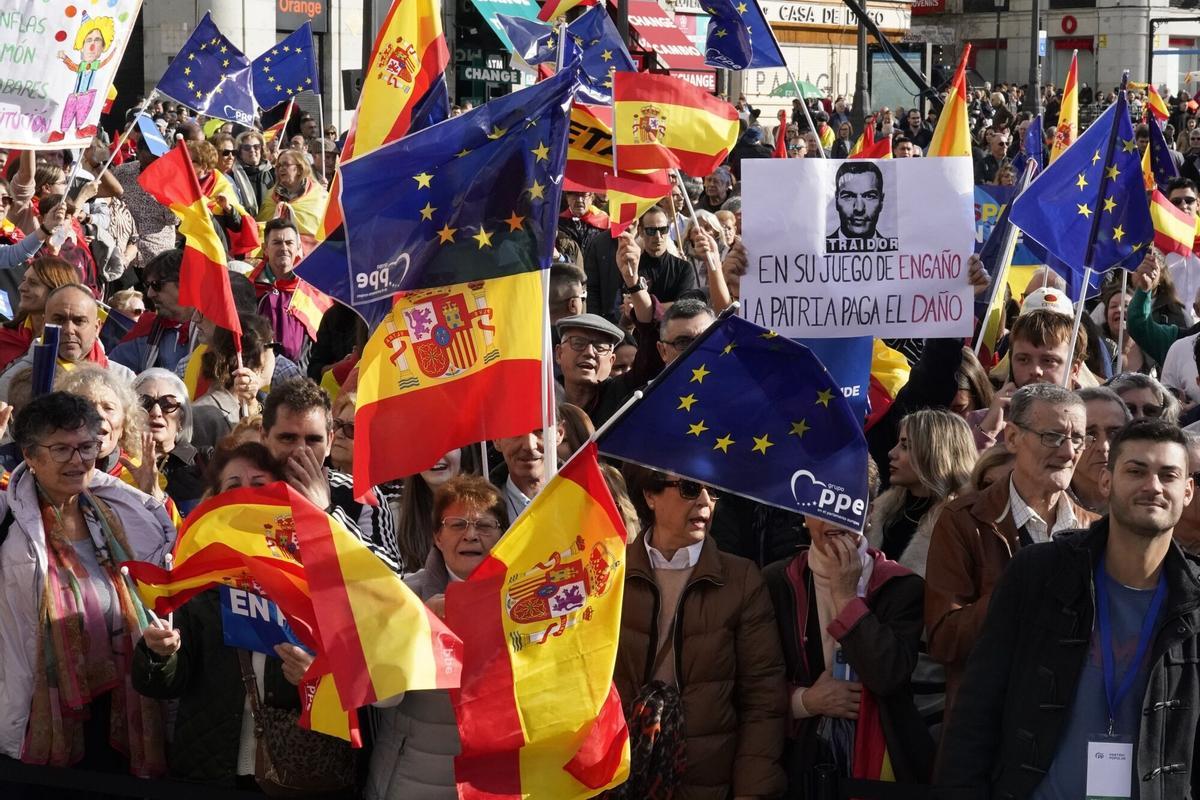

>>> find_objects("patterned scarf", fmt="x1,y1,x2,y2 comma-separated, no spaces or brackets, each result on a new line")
22,490,166,777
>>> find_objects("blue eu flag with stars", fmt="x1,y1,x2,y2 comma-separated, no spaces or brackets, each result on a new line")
497,6,633,103
597,314,870,533
1146,113,1179,194
155,13,256,126
1010,88,1153,284
703,0,785,70
295,64,577,327
251,23,320,110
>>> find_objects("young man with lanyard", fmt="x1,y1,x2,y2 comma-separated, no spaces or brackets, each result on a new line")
938,418,1200,799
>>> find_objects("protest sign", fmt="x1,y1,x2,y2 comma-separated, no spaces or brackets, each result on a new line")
219,586,306,656
740,157,975,339
0,0,142,148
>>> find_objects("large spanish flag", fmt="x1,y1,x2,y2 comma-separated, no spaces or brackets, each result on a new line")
613,72,739,175
353,270,543,495
137,142,241,341
1150,188,1196,258
446,443,630,800
605,171,671,236
927,44,972,158
1050,51,1078,162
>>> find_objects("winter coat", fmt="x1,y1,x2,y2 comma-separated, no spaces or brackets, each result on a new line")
0,464,175,758
367,548,459,800
938,519,1200,799
613,535,787,800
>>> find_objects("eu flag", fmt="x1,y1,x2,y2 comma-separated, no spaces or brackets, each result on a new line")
498,7,633,103
1011,113,1044,176
1146,113,1179,194
495,14,557,63
1010,89,1153,284
295,65,577,327
702,0,785,70
155,13,256,126
251,23,320,110
597,314,870,533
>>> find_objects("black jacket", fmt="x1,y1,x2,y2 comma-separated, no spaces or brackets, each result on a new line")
584,238,699,323
937,519,1200,799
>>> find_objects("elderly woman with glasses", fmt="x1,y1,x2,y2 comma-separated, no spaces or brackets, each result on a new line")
0,392,174,776
368,475,508,798
133,368,205,516
613,465,786,799
1107,371,1181,423
257,149,329,242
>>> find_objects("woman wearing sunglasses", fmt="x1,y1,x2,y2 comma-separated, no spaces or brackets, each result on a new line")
133,369,205,517
612,465,786,798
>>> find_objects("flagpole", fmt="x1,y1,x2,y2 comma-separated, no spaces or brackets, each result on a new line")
317,95,327,185
1116,267,1128,374
96,90,158,179
541,16,569,480
782,66,826,159
973,160,1037,356
1064,267,1091,388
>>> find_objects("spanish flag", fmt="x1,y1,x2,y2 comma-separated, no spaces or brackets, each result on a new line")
604,171,671,236
353,271,544,496
446,443,630,800
1051,51,1078,162
848,118,892,160
137,142,242,342
613,72,739,176
263,98,295,145
538,0,596,21
1132,82,1170,122
566,103,614,193
1150,188,1196,257
927,44,972,158
288,279,335,341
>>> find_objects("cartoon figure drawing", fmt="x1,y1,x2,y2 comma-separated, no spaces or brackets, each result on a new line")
52,12,118,142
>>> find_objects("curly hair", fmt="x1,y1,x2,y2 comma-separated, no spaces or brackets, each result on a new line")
56,364,148,459
187,140,220,173
73,15,115,51
263,377,331,434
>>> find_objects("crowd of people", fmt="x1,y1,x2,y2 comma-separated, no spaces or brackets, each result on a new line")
0,73,1199,800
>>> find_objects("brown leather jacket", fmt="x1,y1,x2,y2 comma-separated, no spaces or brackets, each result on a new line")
614,535,787,800
923,476,1098,713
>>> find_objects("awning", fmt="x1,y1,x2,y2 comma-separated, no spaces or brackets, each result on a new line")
624,0,709,72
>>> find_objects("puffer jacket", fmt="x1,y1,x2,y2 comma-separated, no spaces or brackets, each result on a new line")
0,463,176,758
130,589,300,785
367,548,460,800
938,518,1200,799
613,535,787,800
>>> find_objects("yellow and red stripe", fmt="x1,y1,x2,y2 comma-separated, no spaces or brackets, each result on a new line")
613,72,739,176
927,45,972,158
538,0,595,20
137,142,242,341
566,103,614,193
1051,52,1078,162
604,171,671,236
1133,82,1170,122
288,279,334,340
1150,188,1195,257
447,443,630,800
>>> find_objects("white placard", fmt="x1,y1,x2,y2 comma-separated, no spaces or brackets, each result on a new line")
740,157,976,339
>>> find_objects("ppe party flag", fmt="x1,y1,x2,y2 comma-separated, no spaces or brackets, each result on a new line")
597,312,871,533
1142,112,1179,193
1150,188,1196,258
1010,87,1153,281
1050,51,1079,162
566,103,615,193
137,141,241,343
251,23,321,109
538,0,596,22
446,443,630,800
613,72,739,175
0,0,142,148
703,0,786,70
155,13,256,126
298,65,576,327
927,44,972,158
353,271,544,493
605,172,672,236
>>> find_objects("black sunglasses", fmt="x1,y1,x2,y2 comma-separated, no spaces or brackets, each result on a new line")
659,479,720,501
140,395,182,414
218,149,235,157
145,278,177,293
642,225,671,237
331,418,355,439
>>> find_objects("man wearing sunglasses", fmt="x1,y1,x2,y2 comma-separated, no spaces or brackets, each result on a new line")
109,249,194,373
583,205,697,323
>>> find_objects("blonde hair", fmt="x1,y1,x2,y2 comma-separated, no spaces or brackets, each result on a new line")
970,444,1014,492
73,15,115,52
274,149,314,183
56,364,147,459
901,409,976,498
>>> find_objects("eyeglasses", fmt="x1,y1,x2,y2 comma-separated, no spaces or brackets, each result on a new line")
642,225,671,237
145,278,177,293
32,440,102,463
0,195,11,207
218,149,235,157
659,479,720,501
1125,402,1164,418
139,395,182,414
661,335,695,351
240,143,263,151
563,335,615,355
1171,195,1198,208
440,516,502,534
1016,424,1094,451
331,418,355,439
